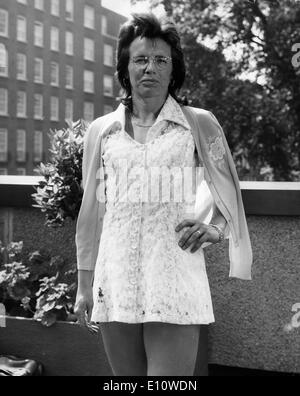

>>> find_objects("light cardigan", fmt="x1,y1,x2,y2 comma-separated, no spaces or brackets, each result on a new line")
75,101,253,280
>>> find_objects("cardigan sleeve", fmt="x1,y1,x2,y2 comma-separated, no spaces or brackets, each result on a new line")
75,120,104,272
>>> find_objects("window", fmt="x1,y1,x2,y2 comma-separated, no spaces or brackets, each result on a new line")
51,62,59,86
83,102,94,122
51,0,60,16
17,53,26,80
50,26,59,51
84,6,94,29
34,94,43,119
104,44,113,67
17,91,26,117
84,70,94,93
65,99,73,121
16,130,26,162
33,131,43,162
104,105,113,115
0,44,8,76
66,31,73,55
65,65,73,89
0,88,7,115
84,38,94,61
50,96,59,121
0,129,8,162
66,0,74,21
101,15,107,35
17,16,26,42
0,10,8,37
0,168,7,175
34,22,43,47
16,168,26,175
34,0,44,10
34,58,43,83
103,75,113,97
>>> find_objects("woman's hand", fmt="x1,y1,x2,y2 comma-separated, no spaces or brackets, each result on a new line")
74,288,99,335
175,219,220,253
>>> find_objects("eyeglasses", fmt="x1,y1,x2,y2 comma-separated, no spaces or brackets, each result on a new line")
130,55,172,70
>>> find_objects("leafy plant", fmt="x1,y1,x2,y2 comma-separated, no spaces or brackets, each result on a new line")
32,120,89,227
0,240,77,326
34,275,76,327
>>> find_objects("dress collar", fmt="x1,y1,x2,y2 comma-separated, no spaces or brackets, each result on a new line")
109,94,190,132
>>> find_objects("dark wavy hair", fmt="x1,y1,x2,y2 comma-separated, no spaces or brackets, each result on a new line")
116,13,188,110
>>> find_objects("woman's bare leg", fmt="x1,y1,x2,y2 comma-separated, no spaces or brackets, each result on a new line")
99,322,147,376
143,322,200,376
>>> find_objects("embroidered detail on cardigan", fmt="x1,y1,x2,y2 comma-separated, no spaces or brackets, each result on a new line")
208,136,226,162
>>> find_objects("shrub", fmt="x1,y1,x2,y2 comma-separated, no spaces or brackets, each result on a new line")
31,120,89,227
0,240,77,326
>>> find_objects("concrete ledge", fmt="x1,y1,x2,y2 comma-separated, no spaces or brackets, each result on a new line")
1,176,300,215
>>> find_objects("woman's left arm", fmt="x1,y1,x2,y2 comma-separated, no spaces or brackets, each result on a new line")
175,202,227,253
209,201,227,233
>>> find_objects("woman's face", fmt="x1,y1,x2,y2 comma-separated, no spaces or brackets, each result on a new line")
127,36,173,101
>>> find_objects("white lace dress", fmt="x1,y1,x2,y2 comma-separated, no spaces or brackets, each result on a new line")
91,115,215,325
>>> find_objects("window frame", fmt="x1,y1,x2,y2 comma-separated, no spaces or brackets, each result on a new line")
65,65,73,89
65,98,73,121
0,128,8,163
50,96,59,121
0,9,8,38
34,58,43,83
104,44,113,67
83,101,94,122
33,130,43,162
34,21,44,47
34,0,44,11
84,37,95,62
50,62,59,86
65,0,74,21
17,53,27,80
84,5,95,30
51,0,60,17
50,26,59,52
34,93,43,120
0,43,8,77
103,74,114,97
17,91,27,118
16,129,26,163
84,70,94,93
17,15,27,42
65,31,74,56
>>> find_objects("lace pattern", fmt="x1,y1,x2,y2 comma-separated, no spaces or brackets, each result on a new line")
91,98,215,324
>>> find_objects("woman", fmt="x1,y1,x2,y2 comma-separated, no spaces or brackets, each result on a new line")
74,13,252,376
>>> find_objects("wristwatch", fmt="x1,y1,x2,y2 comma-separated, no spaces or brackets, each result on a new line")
209,224,225,243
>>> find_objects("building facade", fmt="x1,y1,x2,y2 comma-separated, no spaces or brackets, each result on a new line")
0,0,127,175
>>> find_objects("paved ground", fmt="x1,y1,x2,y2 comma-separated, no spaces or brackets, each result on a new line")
208,365,299,376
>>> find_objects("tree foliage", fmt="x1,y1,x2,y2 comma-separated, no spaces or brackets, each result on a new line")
132,0,300,180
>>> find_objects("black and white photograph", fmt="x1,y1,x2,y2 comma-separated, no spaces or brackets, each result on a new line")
0,0,299,380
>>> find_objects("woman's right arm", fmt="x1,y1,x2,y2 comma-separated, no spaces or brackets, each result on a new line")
74,270,98,334
74,119,104,333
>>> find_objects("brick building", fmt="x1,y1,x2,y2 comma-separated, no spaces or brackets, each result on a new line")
0,0,127,175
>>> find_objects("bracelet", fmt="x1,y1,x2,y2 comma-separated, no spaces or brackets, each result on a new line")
209,224,225,243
